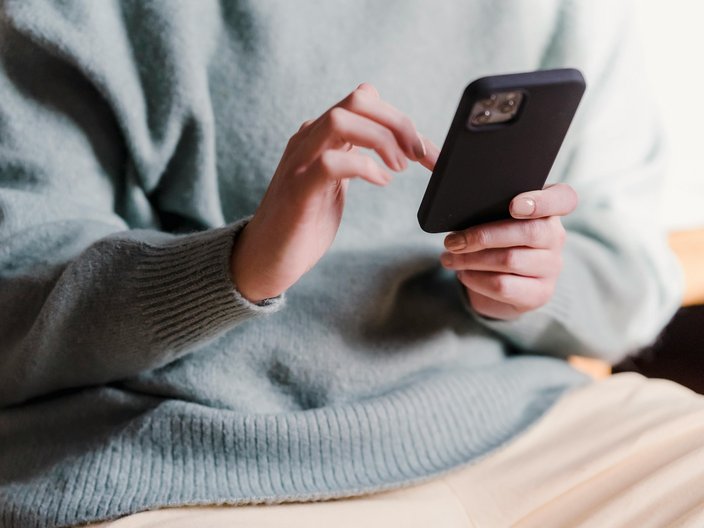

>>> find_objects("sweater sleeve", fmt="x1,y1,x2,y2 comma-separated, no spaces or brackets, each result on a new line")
0,9,284,407
462,0,683,364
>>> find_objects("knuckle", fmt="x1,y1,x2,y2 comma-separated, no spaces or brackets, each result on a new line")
470,228,490,249
385,125,398,142
285,135,298,150
523,219,543,242
358,82,379,96
362,155,376,175
378,126,396,146
517,283,552,312
512,281,554,313
289,162,311,186
348,89,367,108
558,182,577,201
536,283,556,307
501,248,520,270
514,298,537,314
447,252,464,269
397,115,414,135
298,119,314,132
491,274,511,297
327,107,346,131
317,150,336,173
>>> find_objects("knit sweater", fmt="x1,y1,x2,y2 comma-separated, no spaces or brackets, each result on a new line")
0,1,682,527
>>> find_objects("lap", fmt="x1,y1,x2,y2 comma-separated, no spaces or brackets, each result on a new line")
86,373,704,528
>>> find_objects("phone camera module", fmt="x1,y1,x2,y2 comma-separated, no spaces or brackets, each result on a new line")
467,91,524,128
471,109,492,125
479,95,497,108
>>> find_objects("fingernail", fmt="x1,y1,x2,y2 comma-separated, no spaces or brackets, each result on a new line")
413,133,427,160
511,197,536,217
441,252,453,266
445,234,466,251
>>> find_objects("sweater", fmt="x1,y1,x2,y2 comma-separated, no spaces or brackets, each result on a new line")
0,1,682,526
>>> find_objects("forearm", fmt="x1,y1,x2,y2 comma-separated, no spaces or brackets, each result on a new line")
0,217,284,407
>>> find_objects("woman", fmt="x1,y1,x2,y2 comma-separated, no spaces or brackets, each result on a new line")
0,1,701,527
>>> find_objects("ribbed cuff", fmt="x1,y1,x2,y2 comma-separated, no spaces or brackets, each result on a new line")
134,216,285,351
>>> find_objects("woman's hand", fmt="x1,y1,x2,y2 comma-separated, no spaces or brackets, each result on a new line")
230,83,436,302
440,184,578,320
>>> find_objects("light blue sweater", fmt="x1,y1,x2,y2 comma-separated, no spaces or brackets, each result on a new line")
0,1,682,526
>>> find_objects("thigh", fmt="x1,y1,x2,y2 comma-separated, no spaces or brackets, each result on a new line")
441,372,704,528
85,373,704,528
85,476,475,528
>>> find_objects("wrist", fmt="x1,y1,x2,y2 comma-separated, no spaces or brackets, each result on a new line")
230,223,284,303
230,224,261,302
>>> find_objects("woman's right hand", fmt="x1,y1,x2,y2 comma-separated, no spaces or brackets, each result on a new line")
230,83,438,302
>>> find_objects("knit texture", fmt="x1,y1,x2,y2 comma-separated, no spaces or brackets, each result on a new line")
0,0,682,526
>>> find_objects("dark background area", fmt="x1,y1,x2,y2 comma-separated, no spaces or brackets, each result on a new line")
614,305,704,394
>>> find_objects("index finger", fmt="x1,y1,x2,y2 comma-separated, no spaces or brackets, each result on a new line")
418,133,440,172
337,83,427,162
509,183,578,219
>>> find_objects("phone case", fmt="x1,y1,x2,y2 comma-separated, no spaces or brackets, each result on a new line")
417,68,586,233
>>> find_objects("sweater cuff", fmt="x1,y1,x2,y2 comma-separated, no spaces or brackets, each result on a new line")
455,273,576,357
134,216,284,351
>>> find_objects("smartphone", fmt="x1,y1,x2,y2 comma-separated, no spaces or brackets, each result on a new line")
417,68,586,233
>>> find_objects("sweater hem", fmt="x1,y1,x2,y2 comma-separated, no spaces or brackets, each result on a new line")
0,357,588,528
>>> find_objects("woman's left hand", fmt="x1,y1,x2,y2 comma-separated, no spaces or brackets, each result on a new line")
440,183,578,320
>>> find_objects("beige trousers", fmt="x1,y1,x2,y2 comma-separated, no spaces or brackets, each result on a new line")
86,373,704,528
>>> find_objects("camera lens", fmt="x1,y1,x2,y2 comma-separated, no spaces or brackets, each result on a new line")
472,110,492,124
479,95,497,108
499,99,516,113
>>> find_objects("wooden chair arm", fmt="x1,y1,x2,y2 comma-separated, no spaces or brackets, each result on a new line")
669,229,704,307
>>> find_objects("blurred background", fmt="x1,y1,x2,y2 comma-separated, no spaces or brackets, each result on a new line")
602,0,704,392
636,0,704,230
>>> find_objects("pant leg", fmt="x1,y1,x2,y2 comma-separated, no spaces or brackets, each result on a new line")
83,475,476,528
441,372,704,528
85,372,704,528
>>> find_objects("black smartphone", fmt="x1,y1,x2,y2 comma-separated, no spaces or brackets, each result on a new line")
417,68,586,233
